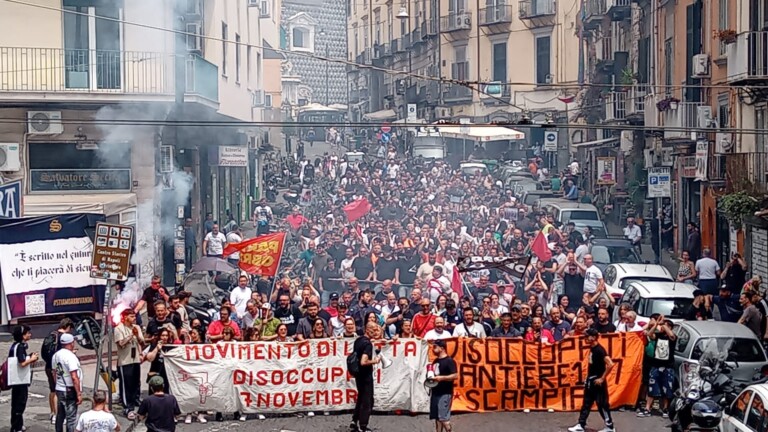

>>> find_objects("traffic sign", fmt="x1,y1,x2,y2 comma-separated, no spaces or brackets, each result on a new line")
90,222,134,281
647,167,671,198
381,124,392,134
543,131,558,152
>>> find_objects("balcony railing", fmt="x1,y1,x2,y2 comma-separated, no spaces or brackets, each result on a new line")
725,152,768,192
479,5,514,25
605,91,627,122
726,31,768,84
185,54,218,102
584,0,606,18
443,83,473,102
596,35,613,64
421,18,438,37
606,0,631,16
519,0,556,18
644,93,658,127
0,47,172,95
662,101,702,140
626,84,648,117
441,12,472,32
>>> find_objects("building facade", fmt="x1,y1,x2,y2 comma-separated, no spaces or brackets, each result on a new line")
280,0,348,106
0,0,269,285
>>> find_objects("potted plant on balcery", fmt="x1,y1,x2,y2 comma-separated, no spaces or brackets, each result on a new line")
656,96,680,112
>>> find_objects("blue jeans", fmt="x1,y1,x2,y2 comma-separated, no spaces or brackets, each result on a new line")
55,389,78,432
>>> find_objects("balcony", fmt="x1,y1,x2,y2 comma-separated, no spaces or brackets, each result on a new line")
643,93,658,128
0,47,176,102
595,35,614,72
606,0,631,20
185,54,218,103
625,84,648,120
441,12,472,33
519,0,556,27
605,91,628,122
480,82,512,103
443,83,473,103
661,101,702,141
479,5,514,26
583,0,605,30
411,28,423,44
726,31,768,85
421,18,438,38
725,152,768,192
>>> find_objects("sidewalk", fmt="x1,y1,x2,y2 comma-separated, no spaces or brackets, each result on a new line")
605,220,679,275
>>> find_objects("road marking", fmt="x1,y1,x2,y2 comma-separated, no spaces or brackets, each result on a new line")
29,392,46,399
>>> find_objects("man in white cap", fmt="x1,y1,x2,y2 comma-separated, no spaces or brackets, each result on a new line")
52,333,82,432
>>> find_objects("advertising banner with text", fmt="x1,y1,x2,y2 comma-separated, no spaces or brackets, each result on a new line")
0,214,106,320
223,232,286,276
164,334,643,414
164,338,430,414
444,332,644,412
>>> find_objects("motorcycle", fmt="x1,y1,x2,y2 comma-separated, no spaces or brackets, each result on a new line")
668,338,735,432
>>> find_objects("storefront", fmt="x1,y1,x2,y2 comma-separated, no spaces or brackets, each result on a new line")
205,145,249,224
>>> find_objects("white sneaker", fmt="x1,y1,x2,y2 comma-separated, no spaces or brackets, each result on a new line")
239,415,247,422
197,414,207,424
307,411,315,417
185,415,192,424
568,425,585,432
599,427,616,432
257,414,266,420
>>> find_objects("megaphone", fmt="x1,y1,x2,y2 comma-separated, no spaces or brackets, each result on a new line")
425,364,439,388
378,353,392,369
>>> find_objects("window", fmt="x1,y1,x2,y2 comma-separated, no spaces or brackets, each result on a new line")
674,327,690,354
452,46,468,80
718,94,729,129
375,10,381,44
260,0,271,17
27,143,131,193
235,34,241,83
640,298,693,319
492,42,507,83
691,338,767,362
247,46,252,85
757,105,768,153
535,36,551,85
731,391,752,424
746,394,768,432
388,6,393,41
718,0,729,56
221,23,228,76
292,27,309,48
63,3,122,90
265,93,273,107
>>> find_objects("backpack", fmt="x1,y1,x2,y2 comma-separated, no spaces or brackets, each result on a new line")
41,331,59,365
346,351,360,377
0,343,15,391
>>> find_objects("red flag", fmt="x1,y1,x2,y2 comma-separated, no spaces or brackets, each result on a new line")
222,232,286,276
451,266,464,298
343,198,372,222
531,231,552,262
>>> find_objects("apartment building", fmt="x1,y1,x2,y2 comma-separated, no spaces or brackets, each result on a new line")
347,0,581,153
0,0,268,284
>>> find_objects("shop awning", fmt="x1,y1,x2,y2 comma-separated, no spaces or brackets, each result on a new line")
572,137,618,149
392,118,426,124
23,193,137,217
362,109,397,121
437,124,525,142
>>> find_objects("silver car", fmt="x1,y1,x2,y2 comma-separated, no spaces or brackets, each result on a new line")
673,321,768,383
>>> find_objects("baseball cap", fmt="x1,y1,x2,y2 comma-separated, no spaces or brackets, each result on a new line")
330,292,340,301
59,334,75,345
261,303,272,310
432,339,447,348
148,375,165,388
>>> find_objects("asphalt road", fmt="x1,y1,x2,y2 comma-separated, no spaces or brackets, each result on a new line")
1,379,669,432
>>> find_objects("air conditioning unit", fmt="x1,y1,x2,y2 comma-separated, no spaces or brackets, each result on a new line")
697,106,714,128
456,13,470,29
715,132,734,153
435,107,452,118
160,145,175,173
27,111,63,135
252,90,265,107
186,23,202,52
0,143,21,172
247,0,259,6
692,54,709,77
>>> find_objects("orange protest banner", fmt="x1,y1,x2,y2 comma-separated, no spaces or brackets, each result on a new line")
440,332,644,412
223,232,286,276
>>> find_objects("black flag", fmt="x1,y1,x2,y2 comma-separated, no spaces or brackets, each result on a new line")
456,256,531,279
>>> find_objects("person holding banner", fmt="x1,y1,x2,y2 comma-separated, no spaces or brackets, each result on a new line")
428,339,458,432
351,322,381,432
569,328,616,432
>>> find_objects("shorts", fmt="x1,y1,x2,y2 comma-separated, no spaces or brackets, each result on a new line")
429,393,452,421
648,367,675,399
45,368,56,392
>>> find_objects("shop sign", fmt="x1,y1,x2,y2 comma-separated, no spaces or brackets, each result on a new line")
29,169,131,192
680,156,697,178
217,146,248,167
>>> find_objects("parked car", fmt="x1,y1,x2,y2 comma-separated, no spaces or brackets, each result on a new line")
614,281,696,325
522,190,555,206
603,263,675,300
572,220,609,240
721,383,768,432
538,198,601,224
459,162,489,177
674,321,768,384
588,238,643,272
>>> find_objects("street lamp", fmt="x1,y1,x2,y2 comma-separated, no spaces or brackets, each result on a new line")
397,3,413,154
319,29,330,106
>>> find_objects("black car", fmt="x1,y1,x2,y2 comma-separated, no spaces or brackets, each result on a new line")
588,238,643,271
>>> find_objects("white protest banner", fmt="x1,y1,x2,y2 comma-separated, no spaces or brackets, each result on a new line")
164,339,430,414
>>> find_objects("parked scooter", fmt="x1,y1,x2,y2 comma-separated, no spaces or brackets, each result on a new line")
668,339,735,432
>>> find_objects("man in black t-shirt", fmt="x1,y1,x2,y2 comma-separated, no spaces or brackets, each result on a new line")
351,323,380,432
138,376,181,432
638,316,677,417
429,339,458,431
570,328,615,432
135,276,170,320
273,294,303,336
591,307,616,334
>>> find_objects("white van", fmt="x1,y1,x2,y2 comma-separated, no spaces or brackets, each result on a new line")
538,198,601,224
